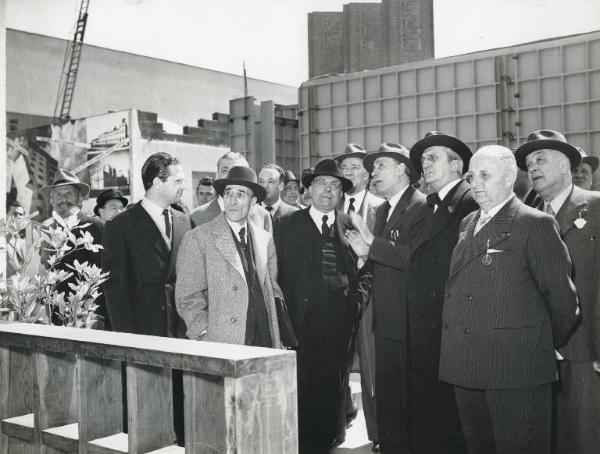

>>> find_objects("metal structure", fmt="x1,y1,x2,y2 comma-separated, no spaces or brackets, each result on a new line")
53,0,90,124
299,31,600,166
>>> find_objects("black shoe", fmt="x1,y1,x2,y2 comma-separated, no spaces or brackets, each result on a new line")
371,442,381,452
345,408,358,427
330,438,344,449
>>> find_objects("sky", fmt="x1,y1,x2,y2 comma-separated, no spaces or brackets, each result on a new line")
5,0,600,87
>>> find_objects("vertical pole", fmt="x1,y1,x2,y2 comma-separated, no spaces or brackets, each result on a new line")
0,0,7,288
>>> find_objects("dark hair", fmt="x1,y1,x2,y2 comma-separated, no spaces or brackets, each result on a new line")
197,177,213,191
260,163,285,182
141,152,180,190
6,200,23,211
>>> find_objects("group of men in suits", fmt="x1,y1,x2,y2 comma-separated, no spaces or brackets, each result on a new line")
27,125,599,453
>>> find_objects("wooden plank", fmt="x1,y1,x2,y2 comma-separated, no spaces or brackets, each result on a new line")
42,422,78,452
87,432,127,454
224,355,298,454
0,324,294,378
183,372,225,454
1,413,34,441
77,357,122,453
127,363,175,453
33,351,78,430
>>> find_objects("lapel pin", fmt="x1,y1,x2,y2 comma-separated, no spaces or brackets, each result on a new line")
574,212,586,229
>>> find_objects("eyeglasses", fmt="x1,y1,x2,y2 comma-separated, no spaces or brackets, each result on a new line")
312,179,342,191
223,188,253,201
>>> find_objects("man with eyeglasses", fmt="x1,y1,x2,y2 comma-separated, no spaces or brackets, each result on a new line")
176,166,283,350
278,158,369,454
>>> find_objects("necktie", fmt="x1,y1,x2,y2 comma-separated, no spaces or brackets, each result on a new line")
426,192,441,208
239,226,247,249
162,209,171,239
321,215,330,237
265,205,274,215
545,204,556,217
347,197,356,214
474,211,491,235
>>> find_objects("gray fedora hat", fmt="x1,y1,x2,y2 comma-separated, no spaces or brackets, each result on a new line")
577,147,599,173
40,168,90,198
334,143,367,163
363,142,418,184
514,130,581,171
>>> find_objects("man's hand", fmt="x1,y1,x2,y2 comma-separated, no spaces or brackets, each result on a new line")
345,229,370,259
349,211,374,246
593,361,600,373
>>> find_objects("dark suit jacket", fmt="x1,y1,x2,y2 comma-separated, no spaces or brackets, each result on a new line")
190,197,273,232
553,185,600,361
278,208,368,331
363,185,428,340
269,201,297,261
439,196,579,389
101,201,192,337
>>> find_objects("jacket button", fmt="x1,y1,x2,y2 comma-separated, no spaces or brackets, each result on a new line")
430,290,437,298
233,285,238,291
445,292,451,299
231,317,237,323
464,328,470,334
466,295,473,302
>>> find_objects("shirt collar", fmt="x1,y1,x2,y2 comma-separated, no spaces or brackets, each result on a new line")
481,193,515,219
309,206,335,232
141,197,168,217
386,185,409,219
51,209,80,228
217,196,225,211
262,198,281,214
437,178,462,201
344,189,367,212
547,184,573,215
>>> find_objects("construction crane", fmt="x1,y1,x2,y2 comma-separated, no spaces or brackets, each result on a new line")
53,0,90,124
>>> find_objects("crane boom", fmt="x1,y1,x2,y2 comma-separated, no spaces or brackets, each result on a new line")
53,0,90,124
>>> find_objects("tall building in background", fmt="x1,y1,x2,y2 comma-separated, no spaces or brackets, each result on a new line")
308,0,434,78
308,12,344,78
343,3,383,73
382,0,434,66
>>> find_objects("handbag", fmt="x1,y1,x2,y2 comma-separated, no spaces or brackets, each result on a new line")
275,297,298,349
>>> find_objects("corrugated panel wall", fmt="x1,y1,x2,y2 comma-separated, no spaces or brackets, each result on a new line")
299,31,600,165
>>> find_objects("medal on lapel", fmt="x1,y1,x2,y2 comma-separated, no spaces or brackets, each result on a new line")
482,239,492,266
574,211,587,229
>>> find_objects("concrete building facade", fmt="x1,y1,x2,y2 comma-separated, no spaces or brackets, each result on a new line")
6,29,298,131
308,0,434,78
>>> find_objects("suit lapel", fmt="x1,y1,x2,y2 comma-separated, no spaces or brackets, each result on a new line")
384,186,415,236
248,221,268,285
130,202,170,258
555,185,586,237
448,196,518,280
213,214,246,282
167,209,187,277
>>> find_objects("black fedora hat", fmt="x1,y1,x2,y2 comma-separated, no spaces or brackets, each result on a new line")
302,159,353,193
576,147,599,173
40,168,90,198
409,131,472,174
283,170,299,184
363,142,419,184
514,130,581,171
93,189,128,216
334,143,367,163
212,166,267,203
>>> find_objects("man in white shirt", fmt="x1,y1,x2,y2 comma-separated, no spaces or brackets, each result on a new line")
516,130,600,453
440,144,578,454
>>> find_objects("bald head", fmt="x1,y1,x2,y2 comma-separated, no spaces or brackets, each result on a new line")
468,145,517,212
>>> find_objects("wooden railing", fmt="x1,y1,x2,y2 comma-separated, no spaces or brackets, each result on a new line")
0,323,297,453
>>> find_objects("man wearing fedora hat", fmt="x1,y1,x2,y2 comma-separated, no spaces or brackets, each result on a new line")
277,158,368,453
281,169,304,209
335,142,384,450
176,166,282,349
345,143,428,453
189,151,272,232
393,131,478,453
517,130,600,454
93,188,128,223
572,147,599,191
40,168,105,326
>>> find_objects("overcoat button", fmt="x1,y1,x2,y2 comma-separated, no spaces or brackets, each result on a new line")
430,290,437,298
464,328,470,334
442,323,448,329
231,317,237,323
466,295,473,302
233,285,238,291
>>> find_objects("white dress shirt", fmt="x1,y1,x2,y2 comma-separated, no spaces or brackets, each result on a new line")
141,197,172,246
309,206,335,234
343,189,367,213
